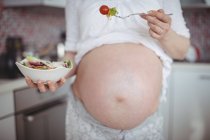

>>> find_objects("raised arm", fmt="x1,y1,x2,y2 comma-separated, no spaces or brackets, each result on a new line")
65,0,80,53
141,0,190,60
64,0,81,77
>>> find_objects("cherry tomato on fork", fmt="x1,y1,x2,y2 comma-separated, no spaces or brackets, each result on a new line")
99,5,110,15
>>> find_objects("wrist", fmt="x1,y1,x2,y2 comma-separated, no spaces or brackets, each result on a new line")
64,51,76,60
159,28,175,43
158,28,190,60
65,62,77,78
63,51,77,78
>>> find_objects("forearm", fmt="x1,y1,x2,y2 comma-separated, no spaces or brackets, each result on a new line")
141,10,190,60
63,51,77,78
159,29,190,60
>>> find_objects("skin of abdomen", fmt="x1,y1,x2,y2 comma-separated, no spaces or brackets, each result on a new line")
73,43,163,130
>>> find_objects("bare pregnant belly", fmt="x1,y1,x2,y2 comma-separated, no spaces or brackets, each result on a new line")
73,43,163,130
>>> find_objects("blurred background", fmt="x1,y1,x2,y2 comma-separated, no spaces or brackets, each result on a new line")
0,0,210,140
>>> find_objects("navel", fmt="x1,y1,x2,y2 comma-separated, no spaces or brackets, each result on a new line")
115,94,126,103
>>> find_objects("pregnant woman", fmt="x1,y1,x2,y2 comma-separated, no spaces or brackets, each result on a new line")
26,0,190,139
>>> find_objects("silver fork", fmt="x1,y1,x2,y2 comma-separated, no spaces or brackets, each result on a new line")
115,13,173,19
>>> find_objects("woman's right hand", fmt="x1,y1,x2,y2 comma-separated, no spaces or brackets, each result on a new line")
25,77,66,92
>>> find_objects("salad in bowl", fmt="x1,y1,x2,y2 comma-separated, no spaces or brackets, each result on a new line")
16,56,73,82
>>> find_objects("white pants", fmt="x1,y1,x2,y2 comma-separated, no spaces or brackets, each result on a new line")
65,86,165,140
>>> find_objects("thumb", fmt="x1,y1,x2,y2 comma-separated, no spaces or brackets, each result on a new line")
158,9,164,13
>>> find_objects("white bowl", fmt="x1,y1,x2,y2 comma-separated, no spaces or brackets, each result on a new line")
16,62,72,82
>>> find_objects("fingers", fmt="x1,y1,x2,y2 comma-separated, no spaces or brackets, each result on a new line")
47,78,66,92
149,28,162,40
147,9,171,23
37,81,47,92
148,23,163,39
58,78,66,87
25,77,37,88
148,23,163,35
25,77,48,93
25,77,66,93
140,9,171,40
157,9,164,13
44,77,66,92
144,15,167,30
47,81,58,92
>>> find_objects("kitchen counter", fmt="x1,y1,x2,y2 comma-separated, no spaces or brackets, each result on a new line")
0,78,27,120
0,78,27,95
173,62,210,67
164,62,210,140
0,62,209,95
0,76,71,118
0,78,70,140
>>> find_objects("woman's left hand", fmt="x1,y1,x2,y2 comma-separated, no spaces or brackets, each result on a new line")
140,9,172,40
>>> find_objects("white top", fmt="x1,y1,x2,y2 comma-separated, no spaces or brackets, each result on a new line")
65,0,190,65
65,0,190,102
